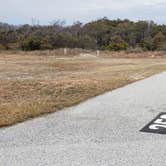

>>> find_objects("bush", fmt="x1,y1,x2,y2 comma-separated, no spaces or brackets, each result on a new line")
158,42,166,51
0,44,6,50
153,32,165,50
106,42,128,51
21,35,41,51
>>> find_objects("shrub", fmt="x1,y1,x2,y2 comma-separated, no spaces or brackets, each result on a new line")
0,44,6,50
21,35,41,51
106,42,128,51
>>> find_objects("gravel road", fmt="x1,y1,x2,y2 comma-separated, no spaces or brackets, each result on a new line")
0,72,166,166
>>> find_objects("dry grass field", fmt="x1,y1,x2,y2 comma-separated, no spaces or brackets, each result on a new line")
0,50,166,127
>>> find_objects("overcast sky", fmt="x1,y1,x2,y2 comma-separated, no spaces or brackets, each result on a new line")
1,0,166,25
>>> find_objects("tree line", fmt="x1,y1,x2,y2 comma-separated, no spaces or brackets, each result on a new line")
1,18,166,51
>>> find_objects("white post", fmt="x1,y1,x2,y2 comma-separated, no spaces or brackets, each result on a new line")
97,50,100,56
64,48,67,56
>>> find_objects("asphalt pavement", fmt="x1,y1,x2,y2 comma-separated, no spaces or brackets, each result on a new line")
0,72,166,166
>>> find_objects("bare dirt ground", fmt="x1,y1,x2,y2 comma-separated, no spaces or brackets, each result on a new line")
0,50,166,127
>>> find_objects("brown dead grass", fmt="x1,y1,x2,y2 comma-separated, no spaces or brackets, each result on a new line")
0,50,166,127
